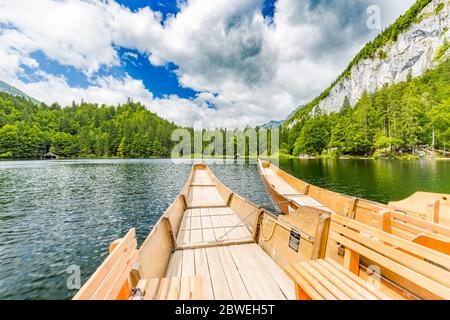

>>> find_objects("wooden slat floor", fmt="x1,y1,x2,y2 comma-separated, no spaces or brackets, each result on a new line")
187,186,227,207
166,243,296,300
177,207,253,246
191,169,214,185
285,195,334,213
168,165,295,300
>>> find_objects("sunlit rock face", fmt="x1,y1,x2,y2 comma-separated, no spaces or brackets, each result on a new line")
301,0,449,120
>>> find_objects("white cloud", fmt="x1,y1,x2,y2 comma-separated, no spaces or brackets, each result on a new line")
0,0,416,128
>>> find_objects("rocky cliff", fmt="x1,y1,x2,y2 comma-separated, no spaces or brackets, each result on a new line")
287,0,449,127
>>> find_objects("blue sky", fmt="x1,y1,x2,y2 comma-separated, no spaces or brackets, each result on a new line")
0,0,415,128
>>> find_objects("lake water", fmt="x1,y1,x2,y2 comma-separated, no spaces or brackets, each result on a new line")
0,158,449,300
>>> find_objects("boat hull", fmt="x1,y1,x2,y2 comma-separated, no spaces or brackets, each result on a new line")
257,160,297,215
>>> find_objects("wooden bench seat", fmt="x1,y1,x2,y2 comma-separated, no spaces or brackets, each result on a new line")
73,228,139,300
331,214,450,300
130,276,202,300
286,214,450,300
285,258,390,300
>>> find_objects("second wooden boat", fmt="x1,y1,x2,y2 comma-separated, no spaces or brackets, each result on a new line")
257,159,450,227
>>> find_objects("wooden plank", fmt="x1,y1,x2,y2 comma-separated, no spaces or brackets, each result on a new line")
333,223,450,287
377,210,392,233
216,246,250,299
311,214,331,260
179,277,191,300
390,211,450,237
92,241,138,299
166,251,183,277
299,262,350,300
324,259,391,300
180,213,191,231
201,216,213,229
285,265,323,300
309,261,365,300
344,247,360,275
266,172,298,195
233,244,286,300
229,215,242,225
205,247,233,299
292,263,337,300
177,238,255,251
332,214,450,269
190,229,203,244
213,227,228,241
202,228,216,242
74,228,136,300
191,208,202,217
191,216,202,229
227,226,244,240
166,277,181,300
219,215,233,227
103,249,140,300
194,248,215,300
181,249,196,277
156,278,171,300
191,276,203,300
411,234,450,255
211,215,223,228
252,245,296,300
177,229,190,246
331,231,450,299
143,278,160,300
192,169,213,185
200,208,211,217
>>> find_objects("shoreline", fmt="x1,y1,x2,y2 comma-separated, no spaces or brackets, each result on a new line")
1,155,449,162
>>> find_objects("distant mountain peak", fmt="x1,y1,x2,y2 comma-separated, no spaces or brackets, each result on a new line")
258,119,284,129
0,80,40,104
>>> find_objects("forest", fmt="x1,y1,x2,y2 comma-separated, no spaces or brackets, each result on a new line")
0,95,179,159
0,92,276,159
284,59,450,158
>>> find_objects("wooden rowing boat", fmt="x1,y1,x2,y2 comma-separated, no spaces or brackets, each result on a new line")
257,159,450,300
257,159,450,227
73,163,332,300
73,162,450,300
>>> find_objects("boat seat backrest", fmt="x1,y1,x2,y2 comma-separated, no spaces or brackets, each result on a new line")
330,214,450,299
376,209,450,243
73,228,139,300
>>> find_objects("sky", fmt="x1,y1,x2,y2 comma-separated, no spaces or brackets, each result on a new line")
0,0,415,128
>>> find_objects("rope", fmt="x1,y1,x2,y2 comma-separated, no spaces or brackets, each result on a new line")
215,197,274,242
261,216,277,242
216,205,262,242
215,196,298,243
130,288,143,300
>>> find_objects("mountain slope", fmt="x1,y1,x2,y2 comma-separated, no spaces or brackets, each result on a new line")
286,0,449,127
0,80,40,105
